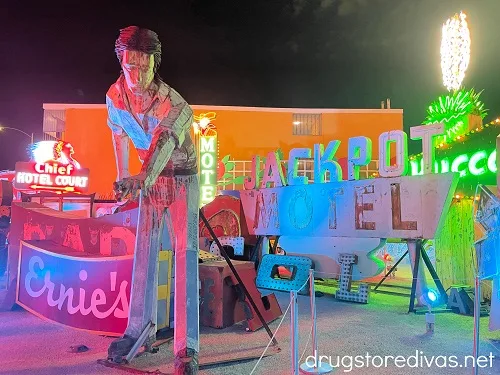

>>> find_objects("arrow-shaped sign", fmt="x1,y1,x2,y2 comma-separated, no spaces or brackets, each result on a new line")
29,185,75,192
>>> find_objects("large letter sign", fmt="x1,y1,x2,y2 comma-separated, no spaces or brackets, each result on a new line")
238,123,460,308
241,173,457,239
348,136,372,181
410,124,444,174
240,122,458,240
378,130,408,177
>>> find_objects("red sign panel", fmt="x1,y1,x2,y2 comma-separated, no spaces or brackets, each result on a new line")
13,162,90,193
16,241,132,336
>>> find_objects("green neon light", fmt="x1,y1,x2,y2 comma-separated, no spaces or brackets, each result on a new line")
440,159,450,173
469,150,488,176
488,151,497,173
451,154,468,177
410,149,496,178
410,160,440,175
423,88,488,145
410,160,421,175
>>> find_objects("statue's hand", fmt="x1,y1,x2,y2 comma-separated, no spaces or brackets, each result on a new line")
113,172,148,201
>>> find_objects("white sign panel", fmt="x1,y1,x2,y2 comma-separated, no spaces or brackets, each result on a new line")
240,173,458,239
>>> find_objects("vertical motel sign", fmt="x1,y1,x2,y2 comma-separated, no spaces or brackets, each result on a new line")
195,112,218,206
200,134,217,205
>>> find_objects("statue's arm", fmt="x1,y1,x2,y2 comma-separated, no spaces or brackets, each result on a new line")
107,97,130,181
142,91,193,188
111,127,130,181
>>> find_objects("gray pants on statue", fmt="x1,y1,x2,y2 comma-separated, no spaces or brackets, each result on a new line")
112,174,199,368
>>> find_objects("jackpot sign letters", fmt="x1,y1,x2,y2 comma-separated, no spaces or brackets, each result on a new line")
239,124,459,239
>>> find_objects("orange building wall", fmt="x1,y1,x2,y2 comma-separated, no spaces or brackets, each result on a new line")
64,108,142,198
198,108,403,160
60,106,402,198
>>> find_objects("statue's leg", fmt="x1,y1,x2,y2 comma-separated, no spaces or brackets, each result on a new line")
166,175,199,374
108,192,164,361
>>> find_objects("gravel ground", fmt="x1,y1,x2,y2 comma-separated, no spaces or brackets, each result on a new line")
1,284,499,375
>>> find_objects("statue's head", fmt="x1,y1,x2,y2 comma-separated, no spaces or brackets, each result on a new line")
115,26,161,94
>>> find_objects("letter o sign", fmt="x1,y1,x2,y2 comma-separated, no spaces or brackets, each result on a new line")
201,153,214,169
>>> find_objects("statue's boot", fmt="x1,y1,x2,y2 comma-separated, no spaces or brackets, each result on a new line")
107,335,136,363
174,348,199,375
107,334,156,363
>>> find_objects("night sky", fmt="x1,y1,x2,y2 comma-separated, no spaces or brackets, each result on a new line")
1,0,500,170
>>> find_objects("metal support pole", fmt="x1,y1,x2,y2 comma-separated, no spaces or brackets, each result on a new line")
472,275,481,375
408,240,428,313
374,250,408,291
199,209,278,345
300,270,333,374
271,236,280,254
291,290,299,375
421,245,448,304
310,269,317,357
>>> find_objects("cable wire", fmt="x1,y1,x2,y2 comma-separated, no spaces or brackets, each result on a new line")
299,325,313,363
250,274,311,374
249,300,292,375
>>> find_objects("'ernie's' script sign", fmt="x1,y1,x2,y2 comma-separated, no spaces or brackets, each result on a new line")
16,241,132,336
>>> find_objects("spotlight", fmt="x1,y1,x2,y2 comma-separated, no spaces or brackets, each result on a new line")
420,288,440,334
427,289,439,303
419,288,440,310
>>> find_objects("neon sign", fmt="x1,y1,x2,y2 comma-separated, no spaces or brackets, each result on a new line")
14,140,89,193
410,149,497,178
194,113,218,205
199,135,217,204
245,124,445,188
14,162,89,192
31,140,81,168
193,112,217,136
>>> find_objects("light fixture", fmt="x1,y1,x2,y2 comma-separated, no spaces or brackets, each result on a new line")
420,288,439,334
419,288,440,309
426,289,439,303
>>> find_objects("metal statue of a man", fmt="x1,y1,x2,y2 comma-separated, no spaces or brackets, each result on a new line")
106,26,199,373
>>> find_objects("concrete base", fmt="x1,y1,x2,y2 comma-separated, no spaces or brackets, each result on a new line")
300,361,334,374
2,289,500,375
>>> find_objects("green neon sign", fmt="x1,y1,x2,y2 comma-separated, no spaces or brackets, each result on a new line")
410,149,497,177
